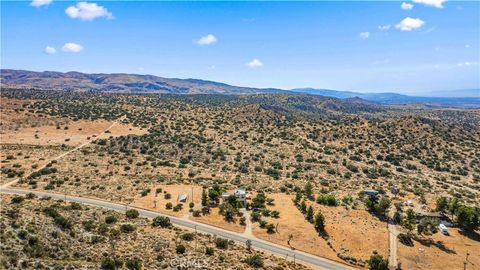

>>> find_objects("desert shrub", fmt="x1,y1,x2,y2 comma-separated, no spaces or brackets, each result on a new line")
69,202,82,210
367,251,388,270
125,258,142,270
126,209,139,219
101,257,123,270
205,247,214,256
120,223,135,233
266,223,276,234
11,196,25,204
105,215,118,224
316,194,338,206
181,233,194,241
83,220,95,231
152,216,171,228
176,244,186,254
244,255,264,268
215,237,229,249
54,216,72,230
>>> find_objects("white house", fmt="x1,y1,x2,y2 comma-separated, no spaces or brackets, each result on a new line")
234,188,246,201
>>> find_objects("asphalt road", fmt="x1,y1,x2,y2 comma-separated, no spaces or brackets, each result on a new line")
1,188,354,270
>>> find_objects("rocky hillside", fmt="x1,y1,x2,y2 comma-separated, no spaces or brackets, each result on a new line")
0,69,287,95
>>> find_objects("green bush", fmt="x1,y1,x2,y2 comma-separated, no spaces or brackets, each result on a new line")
120,223,135,233
244,255,264,268
205,247,214,256
101,257,123,270
105,215,118,224
125,258,142,270
176,244,186,254
11,196,25,204
181,233,194,241
215,237,229,249
152,216,171,228
126,209,139,219
316,194,337,206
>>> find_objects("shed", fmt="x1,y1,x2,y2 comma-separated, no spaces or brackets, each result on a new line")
178,193,188,203
364,189,379,196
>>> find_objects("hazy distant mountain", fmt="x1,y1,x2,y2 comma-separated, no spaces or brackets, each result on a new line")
0,69,288,95
418,89,479,98
292,88,480,108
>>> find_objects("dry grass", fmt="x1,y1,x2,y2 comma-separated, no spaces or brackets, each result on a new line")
253,193,388,267
398,229,480,270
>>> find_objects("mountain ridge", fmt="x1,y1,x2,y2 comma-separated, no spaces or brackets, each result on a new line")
1,69,478,108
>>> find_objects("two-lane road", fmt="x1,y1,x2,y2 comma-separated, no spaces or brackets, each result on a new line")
1,188,354,270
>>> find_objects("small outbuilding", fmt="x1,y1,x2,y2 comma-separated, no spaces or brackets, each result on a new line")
178,194,188,203
364,189,379,196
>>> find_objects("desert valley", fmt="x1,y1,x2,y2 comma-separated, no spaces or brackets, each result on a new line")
1,73,479,269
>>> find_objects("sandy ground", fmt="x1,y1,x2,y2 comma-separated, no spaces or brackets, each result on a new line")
398,228,480,270
191,207,246,233
0,145,65,185
253,193,389,267
1,119,146,146
132,184,203,217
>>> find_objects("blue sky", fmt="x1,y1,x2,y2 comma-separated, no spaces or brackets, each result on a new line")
1,1,479,94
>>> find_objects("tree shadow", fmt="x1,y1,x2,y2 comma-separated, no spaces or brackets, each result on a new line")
458,230,480,242
413,237,456,254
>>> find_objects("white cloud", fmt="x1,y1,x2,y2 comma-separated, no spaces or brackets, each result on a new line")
401,2,414,10
395,17,425,31
44,46,56,55
378,24,391,31
457,62,479,67
359,32,370,39
412,0,447,8
65,2,113,21
62,43,83,53
30,0,52,7
247,58,263,68
371,59,391,65
196,34,217,45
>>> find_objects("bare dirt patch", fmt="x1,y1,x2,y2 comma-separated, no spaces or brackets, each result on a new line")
1,119,145,146
398,229,480,270
191,207,246,234
253,193,388,268
132,184,203,218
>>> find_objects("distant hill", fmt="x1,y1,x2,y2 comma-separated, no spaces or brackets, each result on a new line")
292,88,480,108
418,89,479,98
1,69,478,108
0,69,288,95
